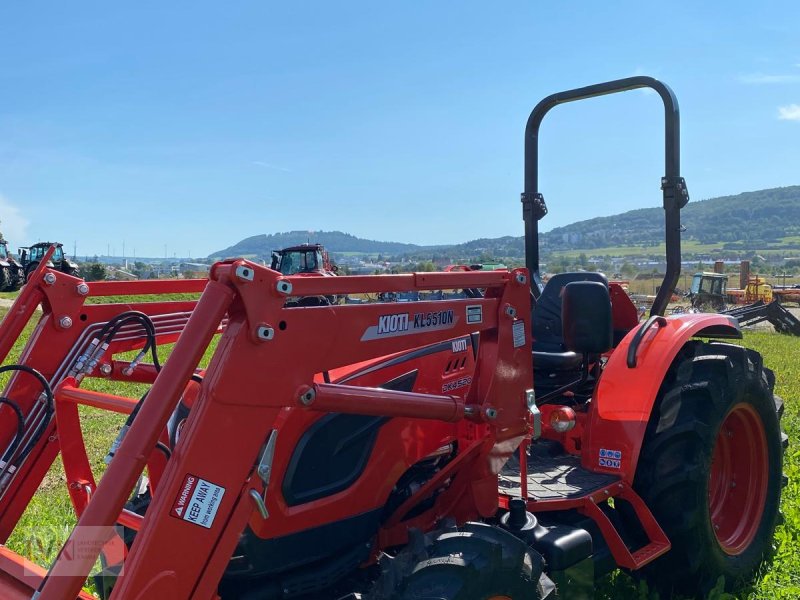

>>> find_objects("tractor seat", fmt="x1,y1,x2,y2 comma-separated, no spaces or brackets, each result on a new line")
532,272,609,390
532,272,609,352
531,351,582,372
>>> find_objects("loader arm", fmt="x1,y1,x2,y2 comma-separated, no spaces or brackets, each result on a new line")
0,261,533,599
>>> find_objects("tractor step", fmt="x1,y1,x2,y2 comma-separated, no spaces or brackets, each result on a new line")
499,440,619,501
499,441,671,571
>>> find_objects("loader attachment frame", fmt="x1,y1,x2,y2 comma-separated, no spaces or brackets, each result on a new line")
724,299,800,336
0,261,533,599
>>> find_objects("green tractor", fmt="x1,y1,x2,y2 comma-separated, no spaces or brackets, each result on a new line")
18,242,79,282
688,271,728,311
0,238,24,291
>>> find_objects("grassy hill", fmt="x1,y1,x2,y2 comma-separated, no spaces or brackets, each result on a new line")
543,185,800,253
437,186,800,260
209,230,432,260
209,186,800,261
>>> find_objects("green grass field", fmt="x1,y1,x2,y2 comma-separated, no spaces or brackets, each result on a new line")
548,239,731,259
0,303,797,599
547,238,800,261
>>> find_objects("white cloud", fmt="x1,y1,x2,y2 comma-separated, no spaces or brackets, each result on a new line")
778,104,800,121
740,73,800,84
0,194,30,242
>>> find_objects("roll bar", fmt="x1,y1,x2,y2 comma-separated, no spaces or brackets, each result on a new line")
522,75,689,316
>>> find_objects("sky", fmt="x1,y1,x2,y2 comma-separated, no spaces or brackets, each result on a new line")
1,1,798,259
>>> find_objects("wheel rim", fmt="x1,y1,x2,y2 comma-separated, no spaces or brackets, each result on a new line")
708,402,769,555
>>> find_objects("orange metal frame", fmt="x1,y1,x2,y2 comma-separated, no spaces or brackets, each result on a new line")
0,260,533,599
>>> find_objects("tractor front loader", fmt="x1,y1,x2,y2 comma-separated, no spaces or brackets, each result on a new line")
0,77,786,600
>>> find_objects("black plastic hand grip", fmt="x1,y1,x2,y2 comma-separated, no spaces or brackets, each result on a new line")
627,316,668,368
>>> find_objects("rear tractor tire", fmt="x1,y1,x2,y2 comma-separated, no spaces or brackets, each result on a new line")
24,265,38,283
634,341,786,597
377,523,554,600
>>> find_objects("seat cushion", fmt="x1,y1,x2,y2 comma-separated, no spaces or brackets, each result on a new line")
532,351,582,372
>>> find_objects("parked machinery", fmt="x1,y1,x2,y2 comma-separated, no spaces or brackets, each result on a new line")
18,242,79,282
0,237,23,291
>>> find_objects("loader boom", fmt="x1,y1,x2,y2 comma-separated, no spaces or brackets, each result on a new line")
0,260,533,599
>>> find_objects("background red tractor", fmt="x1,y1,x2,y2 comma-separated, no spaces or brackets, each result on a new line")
270,243,338,278
0,77,785,600
270,243,340,305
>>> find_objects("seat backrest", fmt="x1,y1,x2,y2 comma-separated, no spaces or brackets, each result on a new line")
532,272,608,353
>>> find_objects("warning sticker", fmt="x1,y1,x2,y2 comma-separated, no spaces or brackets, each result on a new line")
598,448,622,469
466,305,483,325
171,473,226,529
512,320,526,348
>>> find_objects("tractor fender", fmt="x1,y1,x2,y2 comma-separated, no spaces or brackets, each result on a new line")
582,313,740,482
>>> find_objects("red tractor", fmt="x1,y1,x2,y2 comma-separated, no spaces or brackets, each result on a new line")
270,243,338,278
0,77,785,600
271,243,339,305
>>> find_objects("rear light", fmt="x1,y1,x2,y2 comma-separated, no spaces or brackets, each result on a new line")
549,406,576,433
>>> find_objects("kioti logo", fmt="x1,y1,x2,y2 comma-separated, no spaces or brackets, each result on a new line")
452,338,468,353
377,313,409,335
